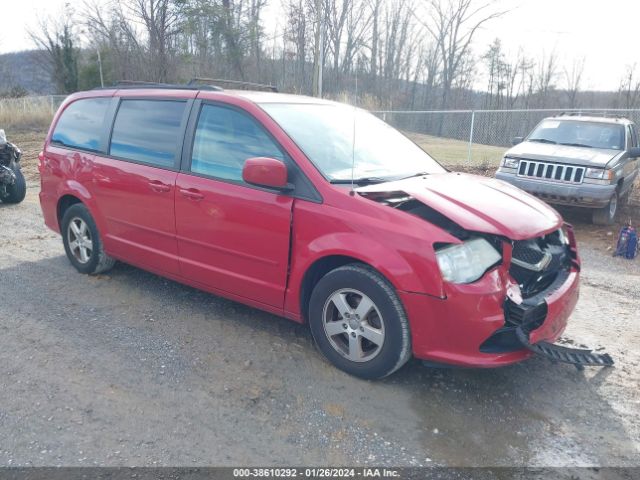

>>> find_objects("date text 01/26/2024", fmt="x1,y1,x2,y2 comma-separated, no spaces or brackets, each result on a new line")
233,468,400,478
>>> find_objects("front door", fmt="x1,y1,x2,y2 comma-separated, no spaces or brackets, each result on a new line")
175,103,293,308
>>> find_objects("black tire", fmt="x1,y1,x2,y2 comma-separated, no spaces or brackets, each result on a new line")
620,186,633,205
2,166,26,204
308,263,411,379
61,203,116,274
592,191,618,226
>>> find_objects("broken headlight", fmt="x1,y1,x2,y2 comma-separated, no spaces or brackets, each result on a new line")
436,238,502,284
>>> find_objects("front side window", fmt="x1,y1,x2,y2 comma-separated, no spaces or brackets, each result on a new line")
528,120,625,150
51,98,110,151
627,125,638,149
190,104,284,182
260,103,445,182
110,100,186,167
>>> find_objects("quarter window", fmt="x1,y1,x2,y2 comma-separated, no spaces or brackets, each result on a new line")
190,104,284,181
110,100,186,168
51,98,110,151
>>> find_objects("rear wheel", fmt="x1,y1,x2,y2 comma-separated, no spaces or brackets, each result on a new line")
592,192,618,226
308,264,411,379
2,166,26,204
61,203,115,274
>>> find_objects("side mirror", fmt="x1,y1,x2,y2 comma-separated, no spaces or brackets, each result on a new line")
242,157,291,190
628,147,640,158
511,136,524,146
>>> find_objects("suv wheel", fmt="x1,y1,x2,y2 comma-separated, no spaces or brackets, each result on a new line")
2,166,26,204
61,203,116,274
592,192,618,226
308,264,411,379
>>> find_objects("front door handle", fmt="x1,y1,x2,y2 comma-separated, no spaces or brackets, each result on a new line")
179,188,204,200
149,180,171,193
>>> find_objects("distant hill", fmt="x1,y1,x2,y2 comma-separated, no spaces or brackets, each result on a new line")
0,50,53,94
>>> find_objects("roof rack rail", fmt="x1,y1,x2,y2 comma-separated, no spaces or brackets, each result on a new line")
557,111,628,120
95,80,223,91
188,78,278,92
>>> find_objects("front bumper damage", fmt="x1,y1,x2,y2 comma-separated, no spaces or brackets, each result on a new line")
516,328,614,370
403,223,614,369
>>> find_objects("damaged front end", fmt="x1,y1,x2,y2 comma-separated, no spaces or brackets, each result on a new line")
358,186,613,369
480,227,578,354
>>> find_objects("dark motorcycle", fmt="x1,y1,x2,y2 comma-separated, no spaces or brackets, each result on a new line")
0,129,26,204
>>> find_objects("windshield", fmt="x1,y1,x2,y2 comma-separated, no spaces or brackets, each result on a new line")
260,103,445,182
528,119,625,150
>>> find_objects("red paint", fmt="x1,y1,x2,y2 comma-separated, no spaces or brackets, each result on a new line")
39,88,581,368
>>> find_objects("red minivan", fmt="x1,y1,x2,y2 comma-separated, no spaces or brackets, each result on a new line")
39,83,582,379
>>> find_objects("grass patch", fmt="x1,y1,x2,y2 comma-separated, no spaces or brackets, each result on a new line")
405,132,507,168
0,99,55,131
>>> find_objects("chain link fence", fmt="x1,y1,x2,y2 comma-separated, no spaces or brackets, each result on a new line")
0,95,67,115
374,109,640,168
0,95,68,130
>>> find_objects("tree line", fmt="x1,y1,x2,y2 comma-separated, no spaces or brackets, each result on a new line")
13,0,640,110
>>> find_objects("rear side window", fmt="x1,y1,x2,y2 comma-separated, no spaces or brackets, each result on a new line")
51,98,110,151
190,104,284,181
110,100,186,168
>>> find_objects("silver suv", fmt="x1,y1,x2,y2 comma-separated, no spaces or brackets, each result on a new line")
496,114,640,225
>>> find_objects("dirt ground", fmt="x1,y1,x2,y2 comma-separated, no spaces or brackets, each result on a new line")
0,130,638,469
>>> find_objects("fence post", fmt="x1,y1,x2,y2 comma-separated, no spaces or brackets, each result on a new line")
467,110,476,163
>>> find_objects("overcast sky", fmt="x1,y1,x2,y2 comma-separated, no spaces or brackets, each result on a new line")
1,0,638,91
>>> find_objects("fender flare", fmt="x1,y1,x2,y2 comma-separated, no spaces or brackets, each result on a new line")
55,180,108,235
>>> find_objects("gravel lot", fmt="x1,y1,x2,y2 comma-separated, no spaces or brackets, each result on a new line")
0,132,638,469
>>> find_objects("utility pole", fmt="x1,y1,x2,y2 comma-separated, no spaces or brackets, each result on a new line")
312,0,323,97
97,49,104,88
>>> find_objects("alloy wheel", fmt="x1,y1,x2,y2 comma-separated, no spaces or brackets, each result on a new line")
322,288,385,362
609,194,618,220
67,217,93,264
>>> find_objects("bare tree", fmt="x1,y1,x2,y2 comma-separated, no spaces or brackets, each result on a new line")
564,57,585,108
417,0,507,109
534,50,557,108
618,64,640,109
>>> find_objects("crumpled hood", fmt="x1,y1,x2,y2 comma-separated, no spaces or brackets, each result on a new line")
507,141,621,167
357,172,562,240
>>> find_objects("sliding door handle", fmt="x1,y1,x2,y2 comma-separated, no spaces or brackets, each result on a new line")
148,180,172,193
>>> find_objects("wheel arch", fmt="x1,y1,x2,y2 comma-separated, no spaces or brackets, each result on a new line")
299,255,371,323
56,194,83,229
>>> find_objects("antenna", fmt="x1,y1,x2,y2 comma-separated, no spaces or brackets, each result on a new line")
350,62,358,195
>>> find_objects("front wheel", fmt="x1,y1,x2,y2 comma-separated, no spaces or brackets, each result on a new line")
308,264,411,379
61,203,116,274
592,192,618,226
2,166,26,204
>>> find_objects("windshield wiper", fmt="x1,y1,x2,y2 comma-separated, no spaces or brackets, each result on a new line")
397,172,431,181
559,142,593,148
529,138,557,144
330,177,390,185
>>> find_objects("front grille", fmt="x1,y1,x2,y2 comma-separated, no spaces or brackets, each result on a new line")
517,160,584,184
509,231,572,298
512,242,545,265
